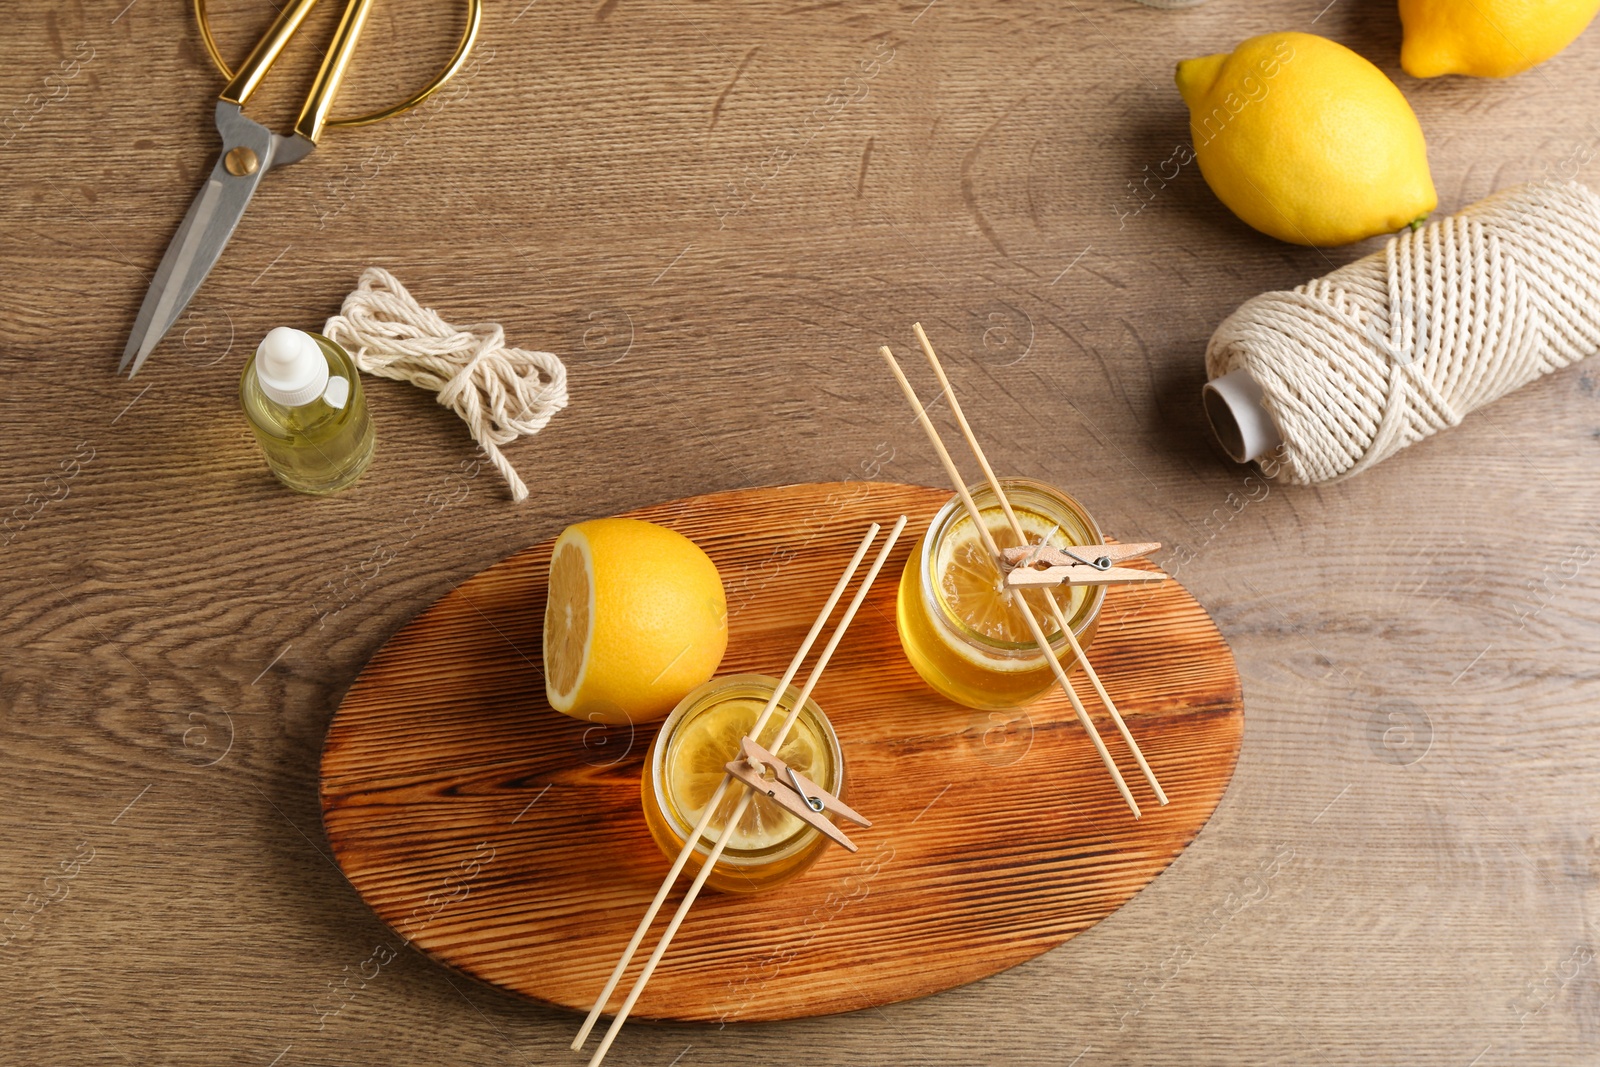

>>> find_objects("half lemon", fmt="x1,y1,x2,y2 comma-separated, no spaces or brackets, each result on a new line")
543,517,728,725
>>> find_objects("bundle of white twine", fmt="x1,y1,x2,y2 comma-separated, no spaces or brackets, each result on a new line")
323,268,568,503
1206,181,1600,484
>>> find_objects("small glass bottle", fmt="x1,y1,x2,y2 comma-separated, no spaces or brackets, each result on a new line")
240,328,375,494
895,479,1106,711
641,674,845,895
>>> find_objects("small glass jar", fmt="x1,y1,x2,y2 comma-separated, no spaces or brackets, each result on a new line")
895,478,1105,711
641,674,844,895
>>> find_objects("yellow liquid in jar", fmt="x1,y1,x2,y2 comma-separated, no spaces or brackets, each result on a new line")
895,483,1104,711
641,678,841,894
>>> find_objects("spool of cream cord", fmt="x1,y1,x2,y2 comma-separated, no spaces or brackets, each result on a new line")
1202,181,1600,484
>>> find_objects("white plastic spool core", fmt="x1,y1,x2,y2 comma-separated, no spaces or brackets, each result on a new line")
1203,368,1284,464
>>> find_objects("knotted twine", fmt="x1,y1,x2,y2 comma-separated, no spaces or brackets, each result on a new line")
1206,181,1600,484
323,268,568,502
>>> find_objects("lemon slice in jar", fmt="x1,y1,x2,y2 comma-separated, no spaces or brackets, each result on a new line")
668,696,824,851
933,506,1087,643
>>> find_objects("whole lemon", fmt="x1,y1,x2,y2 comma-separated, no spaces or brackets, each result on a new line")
1175,32,1437,247
1400,0,1600,78
543,517,728,725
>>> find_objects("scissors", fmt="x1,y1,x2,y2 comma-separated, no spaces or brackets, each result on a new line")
119,0,481,377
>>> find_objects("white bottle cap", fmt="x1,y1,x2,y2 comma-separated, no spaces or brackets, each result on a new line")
255,327,330,408
1202,368,1284,463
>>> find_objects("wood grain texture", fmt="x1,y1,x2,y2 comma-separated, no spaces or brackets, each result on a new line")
319,482,1242,1022
5,0,1600,1063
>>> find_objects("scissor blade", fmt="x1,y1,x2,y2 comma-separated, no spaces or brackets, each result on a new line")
119,148,269,377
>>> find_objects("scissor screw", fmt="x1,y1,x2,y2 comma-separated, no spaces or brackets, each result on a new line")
224,146,259,177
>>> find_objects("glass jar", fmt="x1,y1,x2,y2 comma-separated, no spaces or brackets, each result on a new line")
641,674,845,895
895,478,1105,710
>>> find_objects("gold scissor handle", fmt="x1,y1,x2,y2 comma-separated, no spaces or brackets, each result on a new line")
293,0,376,143
217,0,373,145
218,0,321,108
199,0,482,137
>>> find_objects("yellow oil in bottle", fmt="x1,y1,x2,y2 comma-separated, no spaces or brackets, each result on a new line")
240,329,374,494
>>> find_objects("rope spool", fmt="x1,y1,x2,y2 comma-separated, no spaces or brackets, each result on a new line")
1204,181,1600,484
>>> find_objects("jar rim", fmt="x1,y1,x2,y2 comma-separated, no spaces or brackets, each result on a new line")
648,673,844,864
919,477,1106,656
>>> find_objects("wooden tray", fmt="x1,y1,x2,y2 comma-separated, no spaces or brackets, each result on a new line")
319,482,1243,1023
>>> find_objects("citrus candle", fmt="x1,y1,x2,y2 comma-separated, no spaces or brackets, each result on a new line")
640,674,844,895
895,478,1105,711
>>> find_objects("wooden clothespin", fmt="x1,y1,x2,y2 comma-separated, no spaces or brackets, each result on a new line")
725,736,871,853
1001,541,1166,588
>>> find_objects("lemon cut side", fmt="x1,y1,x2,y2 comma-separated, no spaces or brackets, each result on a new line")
543,534,594,714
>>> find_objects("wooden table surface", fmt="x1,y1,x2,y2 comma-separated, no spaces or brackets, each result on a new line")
4,2,1598,1065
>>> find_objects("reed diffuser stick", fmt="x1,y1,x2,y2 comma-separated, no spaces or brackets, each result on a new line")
910,323,1167,806
583,516,908,1067
880,344,1141,817
571,522,883,1050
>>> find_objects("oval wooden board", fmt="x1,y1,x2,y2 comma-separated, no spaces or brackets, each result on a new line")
320,482,1244,1023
